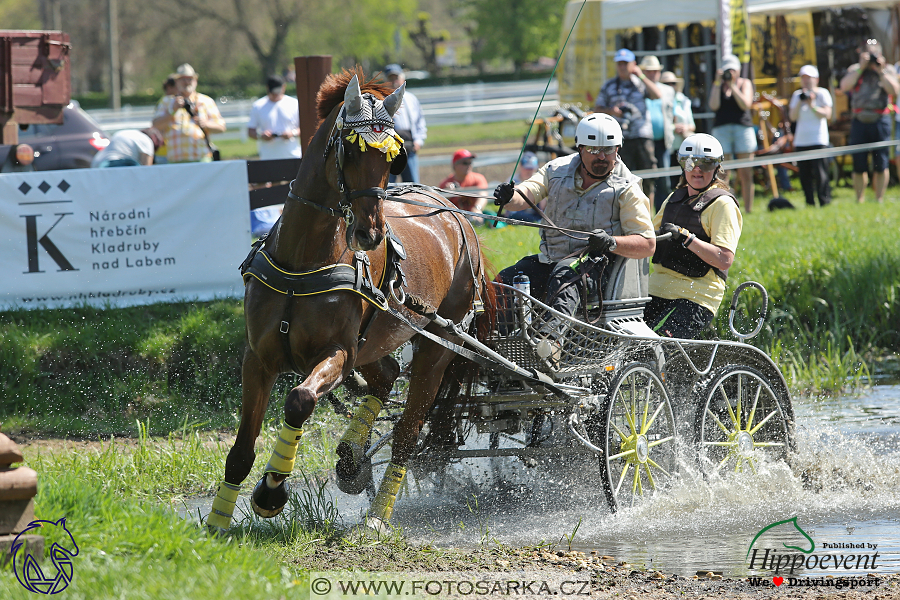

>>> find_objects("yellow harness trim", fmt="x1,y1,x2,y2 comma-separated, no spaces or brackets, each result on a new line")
264,424,304,476
345,131,403,162
369,462,406,522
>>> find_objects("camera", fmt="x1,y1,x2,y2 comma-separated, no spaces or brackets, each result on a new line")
722,70,733,82
799,91,809,101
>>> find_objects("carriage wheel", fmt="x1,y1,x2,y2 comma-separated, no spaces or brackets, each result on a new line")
596,363,678,512
693,365,791,474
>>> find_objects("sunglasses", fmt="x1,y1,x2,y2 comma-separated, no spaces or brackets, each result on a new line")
679,156,720,173
457,160,473,166
582,146,617,157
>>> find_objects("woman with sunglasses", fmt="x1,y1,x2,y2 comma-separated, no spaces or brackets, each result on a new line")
645,133,743,339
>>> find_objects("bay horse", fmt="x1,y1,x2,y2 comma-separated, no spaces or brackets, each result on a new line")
207,68,491,533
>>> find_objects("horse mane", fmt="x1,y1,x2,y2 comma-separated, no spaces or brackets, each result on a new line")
316,67,395,124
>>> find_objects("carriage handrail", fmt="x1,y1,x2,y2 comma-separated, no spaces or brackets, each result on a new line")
728,281,769,341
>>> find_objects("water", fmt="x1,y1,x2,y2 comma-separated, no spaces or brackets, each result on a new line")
182,384,900,578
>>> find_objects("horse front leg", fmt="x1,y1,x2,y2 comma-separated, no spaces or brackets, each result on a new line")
366,340,455,532
250,345,349,519
207,348,277,532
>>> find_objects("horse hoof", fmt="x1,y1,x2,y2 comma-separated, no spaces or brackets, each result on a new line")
363,515,392,536
250,475,289,518
336,443,372,495
206,523,229,537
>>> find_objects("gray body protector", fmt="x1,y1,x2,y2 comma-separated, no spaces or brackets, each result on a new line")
539,154,642,262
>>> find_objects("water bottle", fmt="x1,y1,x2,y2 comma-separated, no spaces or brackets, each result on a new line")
512,273,532,325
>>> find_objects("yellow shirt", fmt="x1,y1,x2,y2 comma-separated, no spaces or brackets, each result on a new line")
650,193,742,313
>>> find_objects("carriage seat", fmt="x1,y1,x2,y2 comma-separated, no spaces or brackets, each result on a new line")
585,255,651,324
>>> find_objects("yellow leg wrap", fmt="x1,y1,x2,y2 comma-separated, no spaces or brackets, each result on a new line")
340,395,384,449
207,481,241,530
369,463,406,523
264,423,303,475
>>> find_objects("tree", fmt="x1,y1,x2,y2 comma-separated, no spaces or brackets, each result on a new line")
464,0,568,73
407,12,446,75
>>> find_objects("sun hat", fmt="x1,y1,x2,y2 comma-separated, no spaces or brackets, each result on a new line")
452,149,476,164
798,64,819,78
660,70,684,92
638,55,662,71
384,64,403,76
173,63,198,79
721,55,741,73
521,152,538,169
613,48,636,63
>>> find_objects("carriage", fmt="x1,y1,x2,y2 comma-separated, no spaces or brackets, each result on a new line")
207,69,795,534
342,253,796,513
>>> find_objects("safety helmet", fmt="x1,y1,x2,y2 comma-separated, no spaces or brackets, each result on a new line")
678,133,724,172
575,113,623,148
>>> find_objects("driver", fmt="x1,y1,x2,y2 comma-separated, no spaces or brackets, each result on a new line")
646,133,743,339
493,113,655,342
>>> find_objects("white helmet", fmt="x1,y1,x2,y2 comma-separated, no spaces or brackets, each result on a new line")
575,113,623,147
678,133,724,172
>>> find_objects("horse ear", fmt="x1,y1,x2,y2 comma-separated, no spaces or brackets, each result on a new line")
383,82,405,118
344,74,362,116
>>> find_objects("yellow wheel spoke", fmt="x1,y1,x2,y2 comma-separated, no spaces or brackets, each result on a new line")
610,422,628,441
645,458,671,477
632,463,642,495
716,453,732,470
748,409,778,435
609,448,636,461
618,394,637,435
747,457,758,474
736,375,743,430
641,387,650,432
643,401,666,434
643,463,656,490
706,407,731,435
614,462,630,496
746,384,762,431
647,435,673,448
717,383,739,428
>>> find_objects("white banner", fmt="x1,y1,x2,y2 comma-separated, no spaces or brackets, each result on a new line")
0,161,251,310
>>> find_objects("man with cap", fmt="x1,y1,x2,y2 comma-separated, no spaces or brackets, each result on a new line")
789,65,832,207
439,149,489,224
839,39,900,203
384,63,427,183
247,75,302,160
594,48,661,198
152,63,226,163
639,55,675,209
709,54,756,212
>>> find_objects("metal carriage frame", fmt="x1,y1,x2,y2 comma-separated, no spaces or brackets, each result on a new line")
350,255,796,512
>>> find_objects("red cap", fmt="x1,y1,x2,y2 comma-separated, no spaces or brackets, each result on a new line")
452,149,476,164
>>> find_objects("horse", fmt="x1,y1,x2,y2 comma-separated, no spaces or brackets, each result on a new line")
206,68,492,534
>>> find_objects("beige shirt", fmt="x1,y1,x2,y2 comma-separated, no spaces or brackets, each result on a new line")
650,195,743,313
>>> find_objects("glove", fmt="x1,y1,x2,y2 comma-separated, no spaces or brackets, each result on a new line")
493,182,515,207
588,229,617,253
657,222,688,241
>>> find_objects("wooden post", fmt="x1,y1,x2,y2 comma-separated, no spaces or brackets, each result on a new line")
0,432,42,566
293,56,332,153
774,16,792,99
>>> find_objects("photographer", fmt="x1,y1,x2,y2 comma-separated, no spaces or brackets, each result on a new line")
152,63,226,163
839,39,899,203
594,48,659,197
789,65,832,207
709,55,756,213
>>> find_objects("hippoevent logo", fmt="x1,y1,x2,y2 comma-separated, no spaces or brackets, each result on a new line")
10,518,80,594
746,517,881,580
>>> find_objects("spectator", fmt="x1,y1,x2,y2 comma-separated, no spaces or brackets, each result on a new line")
151,63,226,163
439,149,489,225
247,75,302,160
384,64,427,183
647,133,742,339
709,54,756,213
154,77,177,164
839,39,900,203
506,152,547,222
594,48,659,198
639,55,675,210
661,71,695,188
91,129,162,168
789,65,832,207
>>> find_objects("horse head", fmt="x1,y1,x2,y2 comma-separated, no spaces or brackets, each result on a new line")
324,73,406,252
